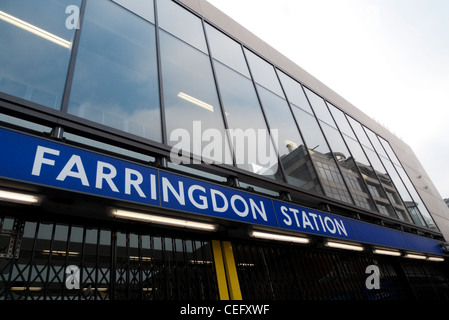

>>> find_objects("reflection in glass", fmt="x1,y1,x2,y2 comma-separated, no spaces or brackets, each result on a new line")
256,85,322,193
277,71,313,114
244,49,283,96
156,0,207,52
292,106,352,204
320,123,376,211
213,61,279,178
343,135,396,217
303,88,334,125
113,0,155,23
0,0,79,109
160,31,232,165
205,23,250,77
68,0,161,141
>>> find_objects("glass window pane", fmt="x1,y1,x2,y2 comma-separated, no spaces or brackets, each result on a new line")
68,0,161,142
113,0,154,23
244,49,283,96
214,61,280,179
364,127,388,158
0,0,79,109
292,106,352,204
395,164,437,229
277,71,313,114
327,103,356,139
378,136,401,166
156,0,207,52
257,85,322,193
161,31,232,165
347,116,372,148
303,88,334,125
205,23,250,77
321,122,376,211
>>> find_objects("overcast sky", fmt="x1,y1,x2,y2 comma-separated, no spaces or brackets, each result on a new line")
207,0,449,199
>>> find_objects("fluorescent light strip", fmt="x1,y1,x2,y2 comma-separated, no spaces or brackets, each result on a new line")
404,253,427,260
427,256,445,262
42,250,80,257
10,287,42,292
373,248,402,257
177,92,214,112
0,190,40,204
0,10,71,49
113,209,217,231
250,231,309,244
325,241,364,252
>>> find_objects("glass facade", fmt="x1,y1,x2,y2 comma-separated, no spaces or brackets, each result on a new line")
0,0,437,231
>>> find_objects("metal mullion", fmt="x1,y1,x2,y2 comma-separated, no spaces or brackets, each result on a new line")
202,19,237,168
323,100,379,214
60,0,87,114
274,69,325,197
79,227,87,300
301,86,356,207
376,134,431,227
153,0,167,146
360,125,407,221
93,228,101,300
241,48,288,184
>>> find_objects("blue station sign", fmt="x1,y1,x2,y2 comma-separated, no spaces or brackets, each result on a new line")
0,127,443,255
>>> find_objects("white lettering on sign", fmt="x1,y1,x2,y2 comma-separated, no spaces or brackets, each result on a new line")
280,205,348,236
31,145,157,199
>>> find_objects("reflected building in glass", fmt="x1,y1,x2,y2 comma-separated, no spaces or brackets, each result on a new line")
1,0,449,301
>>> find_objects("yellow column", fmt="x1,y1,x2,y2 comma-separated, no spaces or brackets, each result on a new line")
211,240,229,300
221,241,242,300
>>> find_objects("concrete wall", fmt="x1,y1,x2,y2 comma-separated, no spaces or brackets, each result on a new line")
178,0,449,241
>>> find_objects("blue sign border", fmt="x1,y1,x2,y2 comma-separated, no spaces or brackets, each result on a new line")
0,126,443,255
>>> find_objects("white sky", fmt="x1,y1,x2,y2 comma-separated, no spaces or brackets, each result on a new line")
207,0,449,199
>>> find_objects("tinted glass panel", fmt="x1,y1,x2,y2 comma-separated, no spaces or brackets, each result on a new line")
343,134,396,216
378,137,401,166
68,0,161,141
321,122,376,211
113,0,154,22
161,31,232,164
365,127,388,158
292,106,352,204
303,88,334,125
394,164,437,229
277,71,314,114
257,85,322,193
347,116,372,148
328,103,356,139
205,23,250,77
156,0,207,52
214,62,279,178
0,0,79,109
244,49,283,96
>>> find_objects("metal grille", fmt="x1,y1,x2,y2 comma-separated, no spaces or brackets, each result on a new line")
0,214,218,300
233,241,449,300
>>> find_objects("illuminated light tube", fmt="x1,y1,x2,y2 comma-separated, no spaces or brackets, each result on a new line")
373,248,402,257
10,287,42,292
250,230,309,244
42,250,80,257
113,209,218,231
404,253,427,260
177,92,215,112
0,10,71,48
427,256,445,262
325,241,364,252
0,189,41,204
